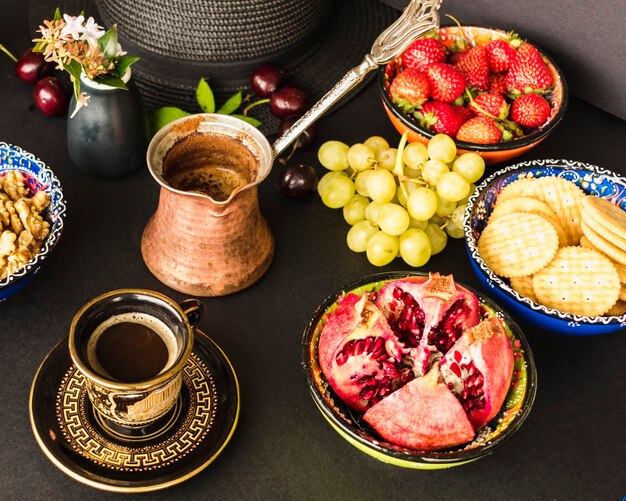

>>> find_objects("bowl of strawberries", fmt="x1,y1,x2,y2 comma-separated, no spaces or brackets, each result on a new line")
379,25,568,165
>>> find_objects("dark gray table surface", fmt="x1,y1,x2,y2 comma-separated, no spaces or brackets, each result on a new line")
1,1,625,500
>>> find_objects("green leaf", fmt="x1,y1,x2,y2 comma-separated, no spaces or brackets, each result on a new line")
196,78,215,113
231,114,262,128
95,76,128,90
152,107,191,135
53,8,62,21
217,91,242,115
32,41,46,53
98,25,119,59
114,55,139,79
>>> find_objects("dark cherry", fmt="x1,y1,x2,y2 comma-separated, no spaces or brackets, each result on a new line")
269,86,308,119
278,115,316,149
34,77,68,116
278,163,318,199
250,63,285,98
16,48,53,84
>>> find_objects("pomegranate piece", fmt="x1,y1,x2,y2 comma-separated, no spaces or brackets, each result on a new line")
440,316,514,430
363,364,475,451
376,273,480,373
319,294,410,412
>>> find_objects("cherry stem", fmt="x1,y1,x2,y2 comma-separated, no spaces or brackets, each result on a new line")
242,98,269,116
0,44,17,63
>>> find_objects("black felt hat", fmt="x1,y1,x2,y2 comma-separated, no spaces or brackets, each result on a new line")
28,0,399,133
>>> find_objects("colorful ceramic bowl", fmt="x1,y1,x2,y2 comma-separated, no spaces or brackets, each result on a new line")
0,142,66,301
302,271,537,469
379,26,568,165
465,159,626,335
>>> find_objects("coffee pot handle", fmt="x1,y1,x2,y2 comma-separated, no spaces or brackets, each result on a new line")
179,299,203,328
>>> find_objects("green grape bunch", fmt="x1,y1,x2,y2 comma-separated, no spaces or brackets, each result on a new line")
316,132,485,268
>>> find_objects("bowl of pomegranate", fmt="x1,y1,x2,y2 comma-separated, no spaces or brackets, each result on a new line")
0,142,66,302
302,271,537,468
379,25,567,165
465,158,626,335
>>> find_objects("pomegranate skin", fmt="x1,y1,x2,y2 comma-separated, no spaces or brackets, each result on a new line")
441,316,514,430
363,365,475,451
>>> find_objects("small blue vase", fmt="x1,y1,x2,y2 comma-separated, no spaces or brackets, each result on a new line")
67,70,148,178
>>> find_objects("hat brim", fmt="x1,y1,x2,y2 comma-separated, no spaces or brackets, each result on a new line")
28,0,399,135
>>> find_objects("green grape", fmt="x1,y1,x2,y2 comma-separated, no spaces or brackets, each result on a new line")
319,175,355,209
377,148,398,171
364,136,390,158
445,220,465,239
453,152,486,184
318,140,350,171
408,217,429,230
427,133,457,163
437,172,471,202
365,200,384,226
456,184,476,206
347,220,379,253
366,231,399,266
404,166,422,179
407,186,438,221
347,143,376,171
354,169,374,197
435,192,456,216
378,203,410,236
422,159,450,187
366,168,396,203
429,214,446,226
403,141,429,170
317,171,347,196
425,222,448,255
399,228,432,267
450,204,466,229
343,194,370,225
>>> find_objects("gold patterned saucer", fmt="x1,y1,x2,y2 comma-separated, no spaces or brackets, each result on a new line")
29,329,239,493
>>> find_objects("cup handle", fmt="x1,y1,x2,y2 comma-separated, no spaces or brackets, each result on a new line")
179,299,203,329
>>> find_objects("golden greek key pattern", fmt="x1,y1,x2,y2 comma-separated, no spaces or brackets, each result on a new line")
55,353,219,471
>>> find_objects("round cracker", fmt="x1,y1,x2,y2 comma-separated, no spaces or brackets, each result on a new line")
580,235,626,283
497,178,540,203
532,246,620,316
605,300,626,317
582,195,626,240
582,207,626,250
621,286,626,302
478,213,559,278
509,275,537,302
581,220,626,265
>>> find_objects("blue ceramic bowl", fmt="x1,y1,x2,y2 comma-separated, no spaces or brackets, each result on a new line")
0,143,66,301
465,159,626,335
302,271,537,469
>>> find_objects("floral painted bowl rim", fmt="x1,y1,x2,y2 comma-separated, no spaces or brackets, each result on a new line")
465,158,626,326
0,142,67,288
301,271,537,468
378,25,569,152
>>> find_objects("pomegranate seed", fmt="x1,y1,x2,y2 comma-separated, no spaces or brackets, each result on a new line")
454,351,462,363
475,373,484,387
336,351,347,365
393,287,403,299
447,382,454,390
382,361,400,378
401,292,413,305
363,336,374,354
450,362,462,378
356,375,373,385
372,337,385,353
467,364,477,376
360,385,378,400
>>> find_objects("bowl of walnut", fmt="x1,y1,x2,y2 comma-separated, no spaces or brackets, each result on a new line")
0,142,66,301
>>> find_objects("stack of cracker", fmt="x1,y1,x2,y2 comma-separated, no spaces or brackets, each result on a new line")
477,176,626,317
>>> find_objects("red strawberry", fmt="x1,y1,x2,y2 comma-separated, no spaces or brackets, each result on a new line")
505,43,553,92
402,37,447,72
485,39,516,73
424,63,466,103
489,73,508,95
417,101,471,137
447,48,467,66
389,68,431,110
510,93,551,127
455,45,490,91
469,93,509,120
457,105,475,123
456,116,502,144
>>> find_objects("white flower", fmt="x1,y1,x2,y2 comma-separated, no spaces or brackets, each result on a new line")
70,92,91,118
60,14,85,40
80,17,105,49
114,43,126,57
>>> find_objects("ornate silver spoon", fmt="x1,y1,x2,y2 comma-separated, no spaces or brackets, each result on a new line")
272,0,443,158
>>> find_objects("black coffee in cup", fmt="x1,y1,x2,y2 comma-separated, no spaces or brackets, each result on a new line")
86,312,178,382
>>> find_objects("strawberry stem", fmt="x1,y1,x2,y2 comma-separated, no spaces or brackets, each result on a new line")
465,89,499,121
0,44,17,63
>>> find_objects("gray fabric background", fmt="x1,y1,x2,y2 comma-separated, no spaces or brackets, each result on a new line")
382,0,626,120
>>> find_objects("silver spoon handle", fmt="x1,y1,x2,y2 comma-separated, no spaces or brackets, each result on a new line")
272,56,377,159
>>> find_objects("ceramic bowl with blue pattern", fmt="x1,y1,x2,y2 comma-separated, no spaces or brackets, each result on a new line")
0,143,66,301
465,159,626,335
